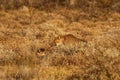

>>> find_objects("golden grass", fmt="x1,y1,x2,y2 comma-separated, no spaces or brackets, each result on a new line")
0,6,120,80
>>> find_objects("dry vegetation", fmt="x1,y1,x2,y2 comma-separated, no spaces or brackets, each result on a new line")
0,0,120,80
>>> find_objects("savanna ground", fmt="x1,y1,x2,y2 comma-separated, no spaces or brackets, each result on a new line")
0,1,120,80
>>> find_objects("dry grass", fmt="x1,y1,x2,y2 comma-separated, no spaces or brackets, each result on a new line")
0,0,120,11
0,2,120,80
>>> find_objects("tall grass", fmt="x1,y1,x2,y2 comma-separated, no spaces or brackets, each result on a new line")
0,0,119,11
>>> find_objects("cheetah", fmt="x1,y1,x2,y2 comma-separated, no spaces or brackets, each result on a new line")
51,34,86,54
